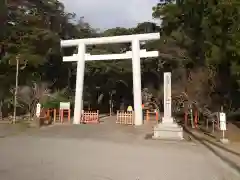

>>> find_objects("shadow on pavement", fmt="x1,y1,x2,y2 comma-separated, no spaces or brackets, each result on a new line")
198,131,240,157
232,121,240,129
198,122,240,156
184,127,240,174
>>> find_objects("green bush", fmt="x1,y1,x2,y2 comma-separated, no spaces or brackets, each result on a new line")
41,89,73,109
42,100,60,109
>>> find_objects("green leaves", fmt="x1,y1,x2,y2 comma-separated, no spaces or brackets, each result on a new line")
152,0,240,109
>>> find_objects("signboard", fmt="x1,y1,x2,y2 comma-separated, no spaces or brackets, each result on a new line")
219,112,226,131
36,103,41,117
60,102,70,110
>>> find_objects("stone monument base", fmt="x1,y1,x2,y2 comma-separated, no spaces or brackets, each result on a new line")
220,138,229,144
153,118,183,140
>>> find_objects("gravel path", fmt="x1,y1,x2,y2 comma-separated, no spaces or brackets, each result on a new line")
0,117,239,180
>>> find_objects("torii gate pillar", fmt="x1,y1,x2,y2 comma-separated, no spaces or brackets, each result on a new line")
73,44,86,124
132,39,142,125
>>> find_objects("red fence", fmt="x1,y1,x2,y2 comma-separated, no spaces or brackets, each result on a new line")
80,110,99,124
116,111,134,125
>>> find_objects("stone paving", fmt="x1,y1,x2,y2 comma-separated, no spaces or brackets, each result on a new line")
0,116,239,180
190,129,240,174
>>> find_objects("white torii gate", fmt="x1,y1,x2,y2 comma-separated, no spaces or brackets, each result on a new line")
61,33,160,125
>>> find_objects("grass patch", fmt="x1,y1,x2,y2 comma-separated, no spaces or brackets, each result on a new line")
0,120,32,138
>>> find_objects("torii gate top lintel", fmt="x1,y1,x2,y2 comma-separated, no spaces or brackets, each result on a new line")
61,33,160,47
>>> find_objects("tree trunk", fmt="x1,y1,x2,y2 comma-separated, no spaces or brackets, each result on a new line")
0,101,3,121
28,104,31,121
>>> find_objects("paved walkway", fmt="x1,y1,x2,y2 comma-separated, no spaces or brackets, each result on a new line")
0,116,239,180
189,128,240,174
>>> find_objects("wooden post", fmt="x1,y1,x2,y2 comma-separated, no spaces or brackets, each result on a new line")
68,109,71,122
53,109,56,123
131,111,134,125
146,110,149,121
124,112,126,123
212,119,215,133
184,111,188,126
190,107,194,128
194,110,198,128
97,110,99,121
81,110,84,123
217,113,220,130
117,111,119,123
156,111,158,122
60,109,63,123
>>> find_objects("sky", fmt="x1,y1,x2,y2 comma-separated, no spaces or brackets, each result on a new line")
60,0,159,30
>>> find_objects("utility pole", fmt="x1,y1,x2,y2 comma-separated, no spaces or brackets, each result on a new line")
13,54,19,124
109,92,112,116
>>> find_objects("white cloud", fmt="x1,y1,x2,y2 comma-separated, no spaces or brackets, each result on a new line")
60,0,159,29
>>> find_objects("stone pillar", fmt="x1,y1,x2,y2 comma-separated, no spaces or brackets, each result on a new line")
153,72,183,140
132,39,143,126
162,72,173,123
73,43,86,124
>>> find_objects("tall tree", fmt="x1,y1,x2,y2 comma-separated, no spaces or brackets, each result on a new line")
152,0,240,110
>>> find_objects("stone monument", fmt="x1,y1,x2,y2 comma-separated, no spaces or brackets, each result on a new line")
153,72,183,140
